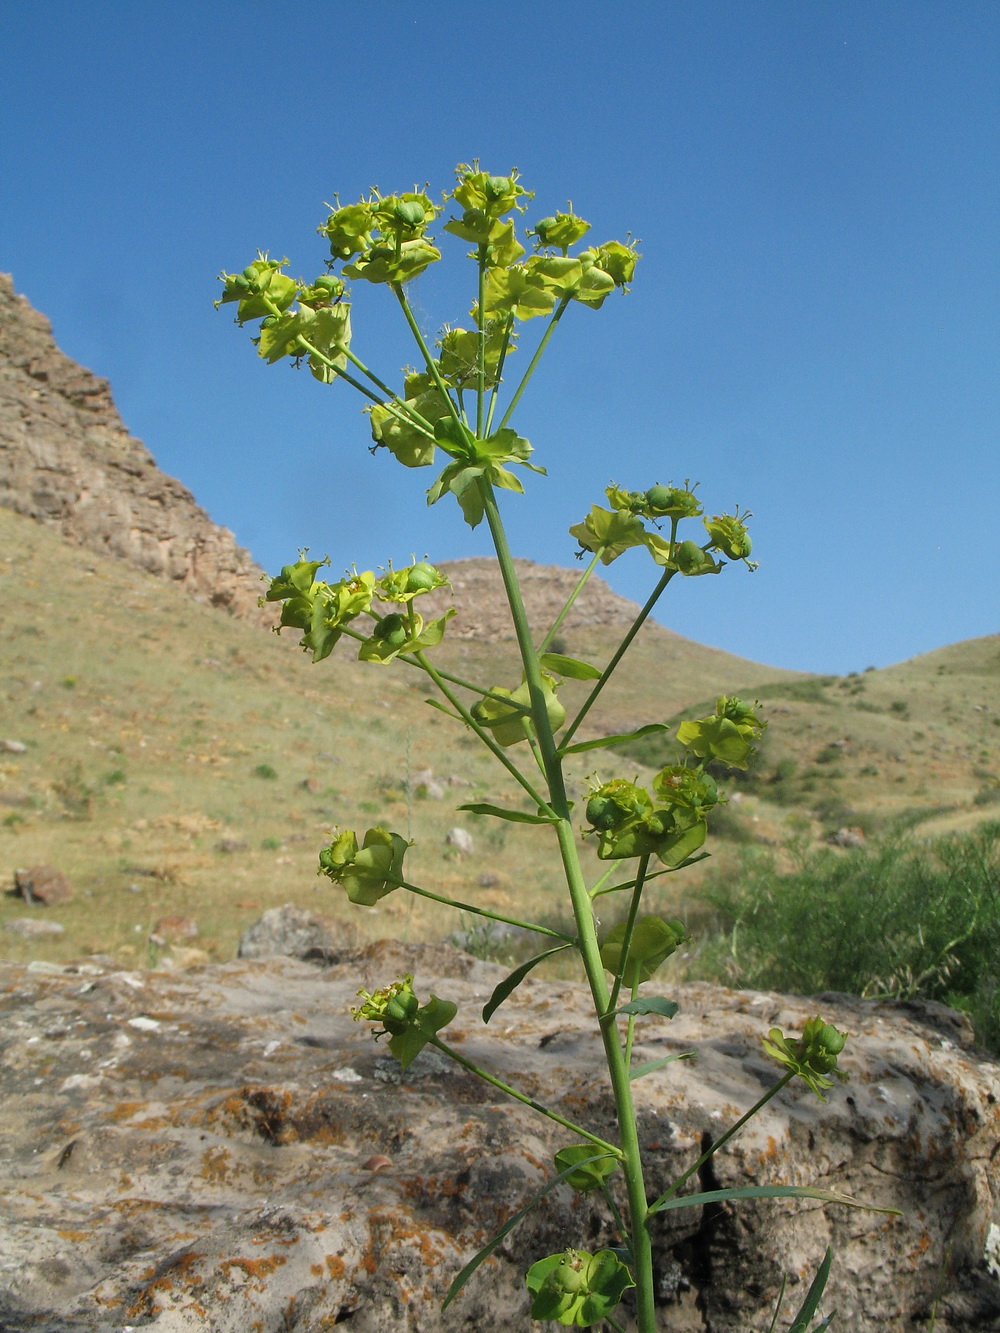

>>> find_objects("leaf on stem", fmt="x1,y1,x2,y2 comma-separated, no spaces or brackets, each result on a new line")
559,723,669,756
457,802,555,825
441,1151,610,1309
647,1183,902,1218
482,944,575,1023
538,653,603,681
614,996,679,1020
787,1248,834,1333
629,1051,695,1080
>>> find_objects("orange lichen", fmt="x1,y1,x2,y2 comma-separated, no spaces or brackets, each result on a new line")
325,1254,346,1279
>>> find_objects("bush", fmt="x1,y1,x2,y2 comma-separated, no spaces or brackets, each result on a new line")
697,823,1000,1052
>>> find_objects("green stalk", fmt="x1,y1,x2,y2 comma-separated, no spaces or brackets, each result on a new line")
414,650,554,815
337,628,531,716
394,879,575,942
562,567,677,747
536,548,604,654
392,285,469,442
649,1071,796,1212
476,244,487,438
484,311,516,435
497,295,572,430
429,1035,620,1155
605,855,650,1019
480,481,656,1331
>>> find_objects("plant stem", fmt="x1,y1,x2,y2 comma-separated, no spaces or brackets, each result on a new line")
476,244,487,438
395,879,575,942
537,548,604,655
337,627,531,715
393,285,469,442
606,855,650,1018
479,482,656,1332
414,651,554,814
484,311,515,435
562,567,677,747
649,1071,796,1212
497,295,572,430
428,1036,620,1155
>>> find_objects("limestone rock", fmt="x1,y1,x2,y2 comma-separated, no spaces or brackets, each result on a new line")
237,902,356,962
446,827,474,855
0,273,272,624
13,863,73,905
0,943,996,1331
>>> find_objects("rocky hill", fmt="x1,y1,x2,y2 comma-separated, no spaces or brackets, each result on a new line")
0,272,268,621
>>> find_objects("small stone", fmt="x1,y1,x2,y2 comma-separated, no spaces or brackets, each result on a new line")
831,826,866,848
3,918,65,937
127,1016,160,1032
150,915,199,943
215,837,249,854
476,872,500,888
446,827,474,856
14,865,74,905
1,739,27,753
361,1155,393,1172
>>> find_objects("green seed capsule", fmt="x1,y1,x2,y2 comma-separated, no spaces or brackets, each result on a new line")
405,562,438,593
375,614,409,649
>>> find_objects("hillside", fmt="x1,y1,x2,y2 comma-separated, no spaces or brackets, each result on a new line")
1,273,997,971
0,504,800,966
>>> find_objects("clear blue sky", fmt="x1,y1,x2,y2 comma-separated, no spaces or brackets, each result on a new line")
2,1,997,673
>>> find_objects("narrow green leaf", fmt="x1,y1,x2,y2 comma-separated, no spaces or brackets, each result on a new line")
787,1247,833,1333
615,996,679,1020
559,723,669,756
629,1050,695,1080
539,652,603,681
648,1183,902,1218
441,1151,607,1309
423,697,464,722
483,944,575,1024
457,802,554,825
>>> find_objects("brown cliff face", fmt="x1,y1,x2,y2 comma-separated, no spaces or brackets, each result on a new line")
0,272,270,622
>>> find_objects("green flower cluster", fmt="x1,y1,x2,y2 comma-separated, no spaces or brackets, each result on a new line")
583,697,764,863
471,670,565,747
570,482,756,573
526,1248,635,1327
351,974,457,1070
262,554,454,664
318,826,409,906
216,255,352,383
761,1017,849,1099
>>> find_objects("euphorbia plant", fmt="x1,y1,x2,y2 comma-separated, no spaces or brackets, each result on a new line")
217,163,889,1331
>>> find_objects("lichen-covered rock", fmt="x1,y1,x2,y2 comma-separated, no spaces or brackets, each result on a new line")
0,944,996,1331
0,273,271,623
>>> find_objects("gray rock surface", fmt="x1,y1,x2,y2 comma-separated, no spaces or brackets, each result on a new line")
237,902,358,961
0,273,270,623
0,942,997,1331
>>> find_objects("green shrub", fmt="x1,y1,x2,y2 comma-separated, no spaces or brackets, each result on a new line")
698,823,1000,1052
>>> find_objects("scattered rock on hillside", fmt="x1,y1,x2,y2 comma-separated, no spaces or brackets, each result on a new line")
236,902,356,961
0,738,26,753
150,914,199,944
446,826,474,855
2,917,65,937
0,944,996,1331
13,864,73,905
0,273,271,623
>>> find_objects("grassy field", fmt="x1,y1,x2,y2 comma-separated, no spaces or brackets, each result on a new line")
2,503,998,973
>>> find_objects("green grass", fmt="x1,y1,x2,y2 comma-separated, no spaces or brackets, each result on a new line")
693,823,1000,1052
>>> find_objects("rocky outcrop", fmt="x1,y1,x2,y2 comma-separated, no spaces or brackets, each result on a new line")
0,273,269,621
0,943,997,1331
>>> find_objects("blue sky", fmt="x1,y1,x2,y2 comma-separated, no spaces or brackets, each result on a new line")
2,1,997,673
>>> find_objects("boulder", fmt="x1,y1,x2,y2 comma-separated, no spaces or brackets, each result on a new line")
0,944,996,1331
236,902,356,962
13,863,73,905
